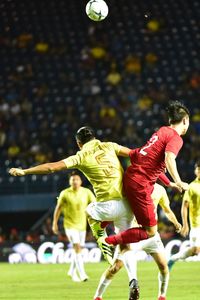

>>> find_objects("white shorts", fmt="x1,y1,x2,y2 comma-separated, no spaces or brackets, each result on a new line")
134,232,165,254
86,199,133,233
190,227,200,247
115,232,165,261
65,229,86,247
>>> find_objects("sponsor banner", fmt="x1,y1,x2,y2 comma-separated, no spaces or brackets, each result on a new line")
0,239,200,264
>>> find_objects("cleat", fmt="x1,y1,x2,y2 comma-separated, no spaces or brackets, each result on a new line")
81,275,89,282
158,296,166,300
129,279,140,300
94,298,102,300
97,236,115,265
167,259,175,271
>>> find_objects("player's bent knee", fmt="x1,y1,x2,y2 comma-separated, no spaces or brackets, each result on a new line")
120,244,130,253
73,243,81,253
147,232,156,238
145,227,157,237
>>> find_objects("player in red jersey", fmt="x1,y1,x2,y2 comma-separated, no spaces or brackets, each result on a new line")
101,101,190,249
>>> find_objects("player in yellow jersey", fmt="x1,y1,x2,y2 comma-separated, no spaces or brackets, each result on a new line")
168,160,200,270
9,127,139,289
52,171,95,282
93,183,182,300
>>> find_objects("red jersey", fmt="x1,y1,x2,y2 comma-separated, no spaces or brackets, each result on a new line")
126,126,183,185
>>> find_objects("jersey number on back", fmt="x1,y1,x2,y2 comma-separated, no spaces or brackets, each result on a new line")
139,135,159,156
95,153,115,176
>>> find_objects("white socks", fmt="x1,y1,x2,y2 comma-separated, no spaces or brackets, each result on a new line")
94,273,112,298
158,272,169,297
68,251,76,277
75,253,88,281
68,251,88,281
170,248,190,262
122,250,137,282
94,250,137,298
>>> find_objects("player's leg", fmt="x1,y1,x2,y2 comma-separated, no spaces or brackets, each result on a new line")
87,215,108,240
74,231,88,281
73,243,87,281
111,204,140,300
168,228,200,270
67,249,76,278
117,246,139,300
168,246,200,269
124,251,139,300
151,252,169,300
105,200,157,245
140,232,169,300
97,199,140,299
66,229,88,281
86,200,128,264
65,229,80,281
94,259,124,300
105,184,157,245
94,248,139,300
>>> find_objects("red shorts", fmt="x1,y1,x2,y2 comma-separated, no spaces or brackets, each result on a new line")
123,175,157,227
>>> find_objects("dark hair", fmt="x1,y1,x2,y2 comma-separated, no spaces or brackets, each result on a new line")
166,101,190,125
75,126,95,145
195,160,200,168
69,171,81,179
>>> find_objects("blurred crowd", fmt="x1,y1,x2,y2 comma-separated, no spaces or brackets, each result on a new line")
0,0,200,239
0,216,95,244
0,212,180,245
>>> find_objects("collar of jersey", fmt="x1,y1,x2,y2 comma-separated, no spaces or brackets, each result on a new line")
167,126,180,136
195,177,200,182
68,186,81,192
82,139,100,150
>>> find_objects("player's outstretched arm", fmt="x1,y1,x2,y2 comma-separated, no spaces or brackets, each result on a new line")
52,203,62,235
162,203,182,233
181,200,189,237
9,160,67,176
165,151,188,191
118,146,132,157
158,173,182,192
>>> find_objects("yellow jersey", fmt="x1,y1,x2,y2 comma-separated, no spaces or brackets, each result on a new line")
132,183,169,226
57,186,96,231
63,139,124,202
183,178,200,228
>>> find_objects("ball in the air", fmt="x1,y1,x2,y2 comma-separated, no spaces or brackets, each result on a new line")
86,0,109,22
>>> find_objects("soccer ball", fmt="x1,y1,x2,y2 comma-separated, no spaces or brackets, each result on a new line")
86,0,109,22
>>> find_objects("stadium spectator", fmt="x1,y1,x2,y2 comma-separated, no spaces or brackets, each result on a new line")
41,217,54,238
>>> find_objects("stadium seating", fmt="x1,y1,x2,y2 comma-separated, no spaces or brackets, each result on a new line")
0,0,199,196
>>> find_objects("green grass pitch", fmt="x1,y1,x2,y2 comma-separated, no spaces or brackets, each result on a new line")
0,261,200,299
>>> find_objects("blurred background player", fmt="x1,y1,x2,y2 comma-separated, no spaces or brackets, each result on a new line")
52,171,96,282
168,160,200,270
94,183,182,300
104,101,189,248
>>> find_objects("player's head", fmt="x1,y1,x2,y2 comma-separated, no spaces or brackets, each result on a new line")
194,160,200,179
167,101,190,135
69,171,82,189
75,126,95,149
